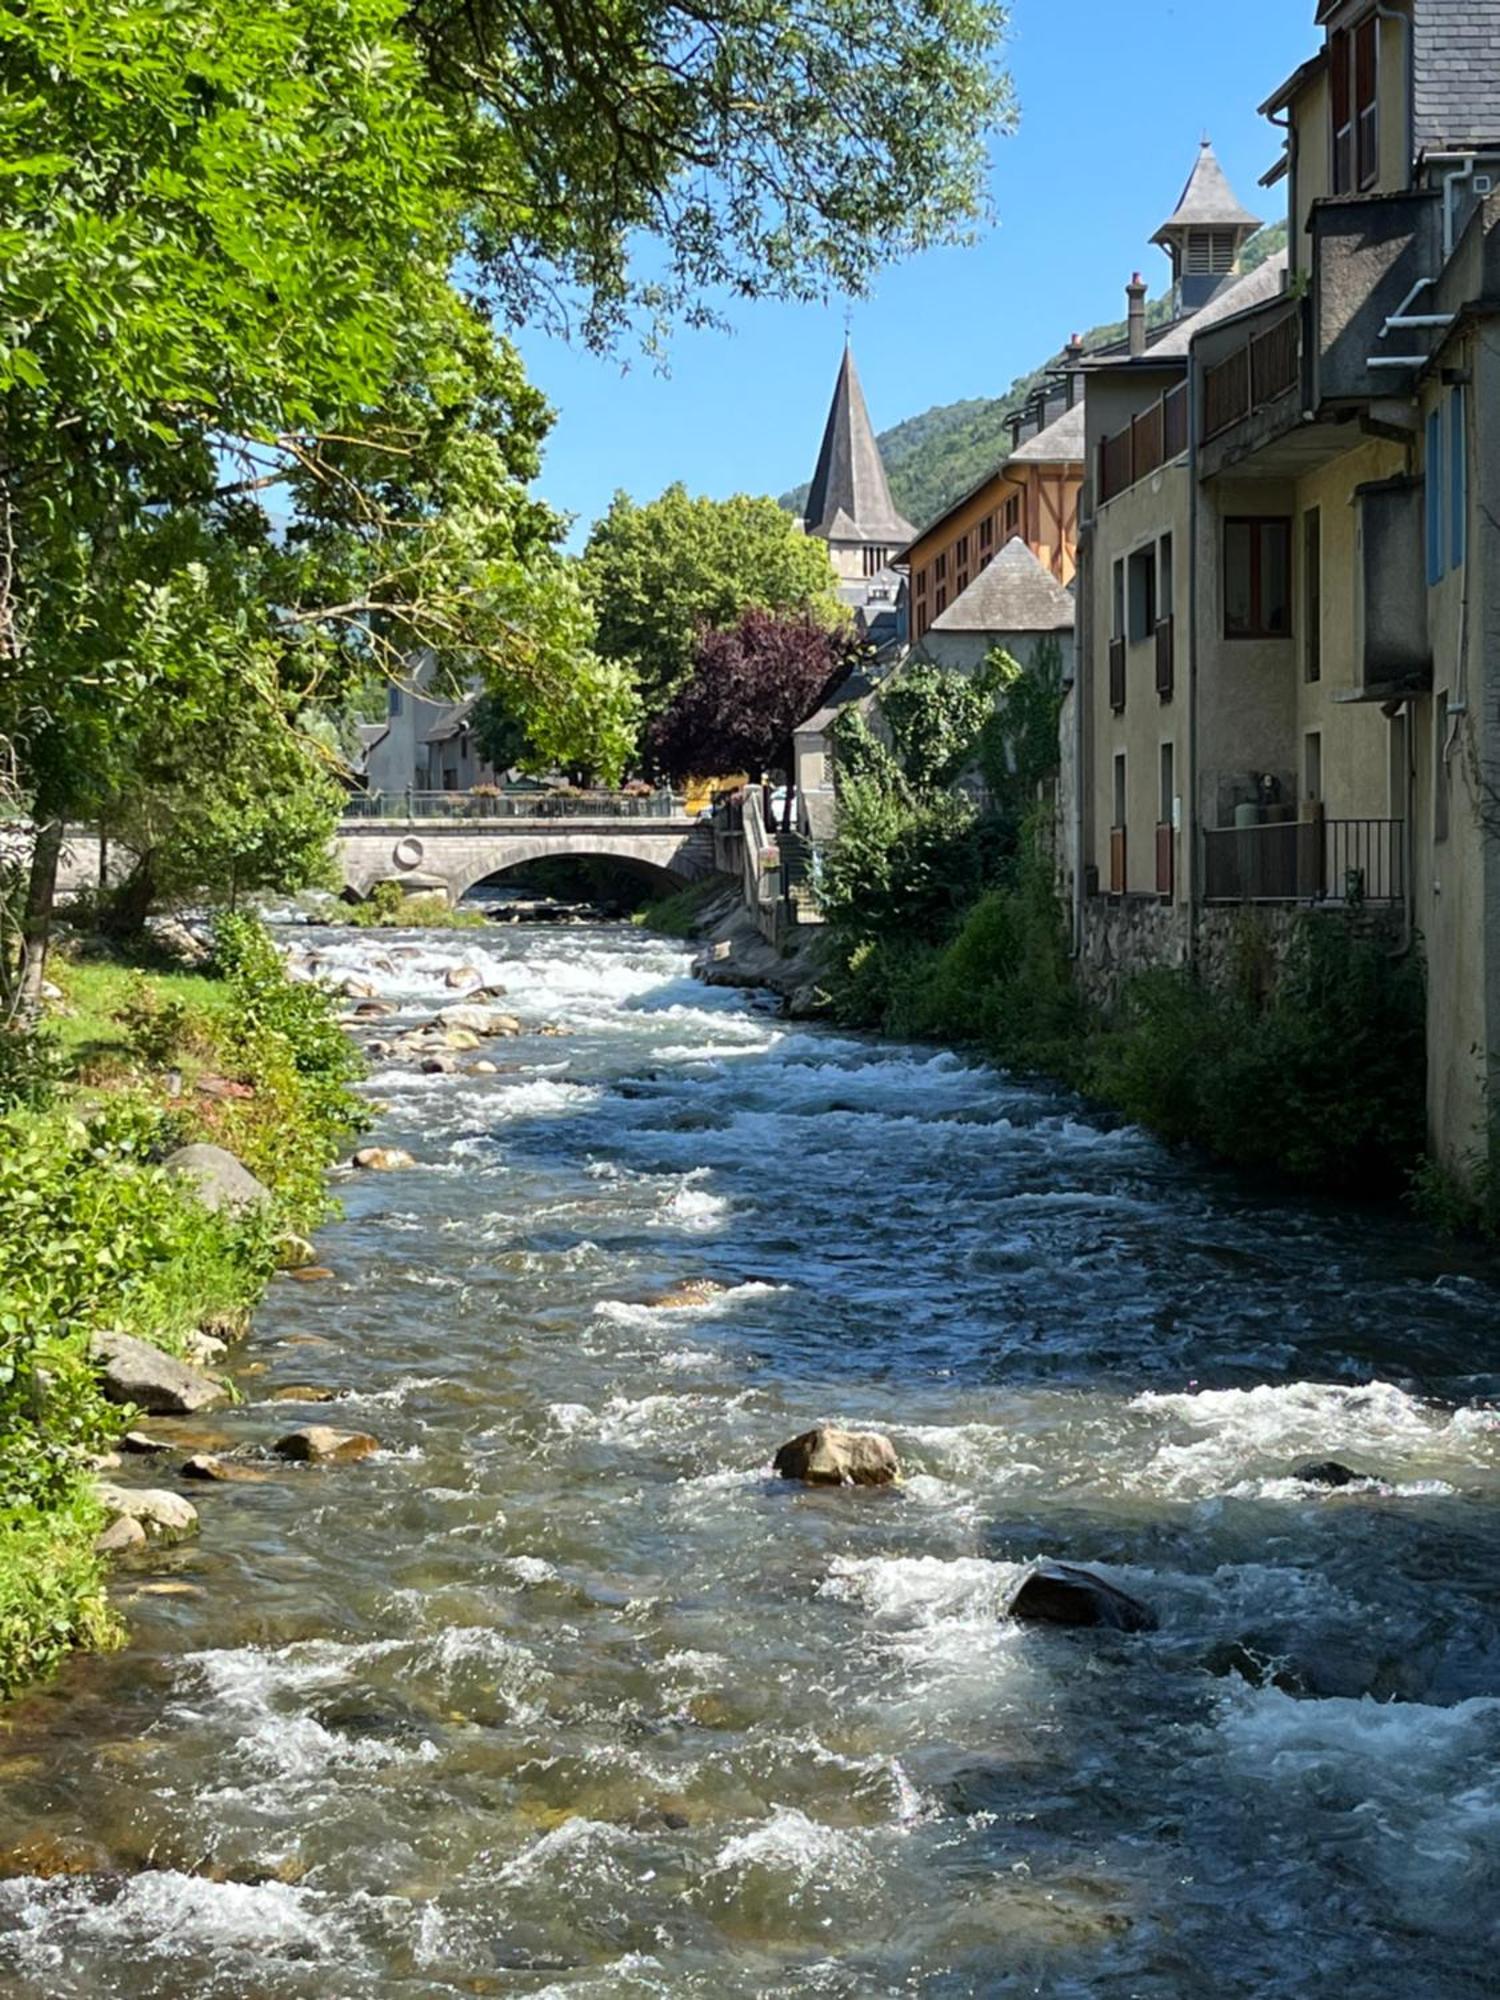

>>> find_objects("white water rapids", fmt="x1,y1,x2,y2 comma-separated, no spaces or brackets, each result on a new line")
1,920,1498,1997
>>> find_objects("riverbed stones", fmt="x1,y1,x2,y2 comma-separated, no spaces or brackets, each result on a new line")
180,1453,271,1484
272,1425,379,1464
94,1483,199,1544
287,1264,335,1282
91,1331,227,1415
442,1027,483,1051
352,1146,416,1172
164,1143,270,1216
276,1233,319,1270
652,1279,730,1309
122,1430,172,1456
469,1060,498,1075
1005,1562,1157,1634
420,1053,457,1074
438,1003,522,1036
445,963,482,989
183,1330,229,1368
772,1425,900,1488
267,1384,339,1402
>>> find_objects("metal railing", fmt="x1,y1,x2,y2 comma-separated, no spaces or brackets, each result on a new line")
342,789,684,822
1202,815,1406,904
1202,305,1301,442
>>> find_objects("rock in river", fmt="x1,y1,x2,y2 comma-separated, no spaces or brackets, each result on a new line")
1293,1460,1365,1488
181,1453,271,1484
772,1424,900,1487
438,1003,522,1037
164,1143,270,1216
91,1330,227,1415
1005,1561,1158,1634
94,1515,147,1555
94,1483,199,1545
445,963,482,989
352,1146,417,1172
273,1425,379,1464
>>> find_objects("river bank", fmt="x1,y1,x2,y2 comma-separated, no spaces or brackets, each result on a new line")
0,915,1497,1995
0,916,363,1695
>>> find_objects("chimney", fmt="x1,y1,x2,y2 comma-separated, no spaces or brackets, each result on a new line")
1126,274,1148,358
1065,333,1085,408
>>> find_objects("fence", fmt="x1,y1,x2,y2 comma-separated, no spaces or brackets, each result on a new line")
1096,383,1189,504
1202,816,1406,905
1202,305,1301,442
342,789,683,822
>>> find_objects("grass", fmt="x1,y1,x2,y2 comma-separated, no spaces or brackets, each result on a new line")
631,879,724,938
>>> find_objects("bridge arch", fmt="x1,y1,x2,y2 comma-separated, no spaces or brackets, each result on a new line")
456,849,691,904
333,813,717,906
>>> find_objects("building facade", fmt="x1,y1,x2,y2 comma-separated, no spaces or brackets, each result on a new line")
1070,0,1500,1172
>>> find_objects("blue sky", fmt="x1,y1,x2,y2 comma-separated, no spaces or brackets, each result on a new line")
516,0,1318,546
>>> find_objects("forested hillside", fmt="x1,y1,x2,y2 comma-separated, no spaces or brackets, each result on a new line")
783,223,1287,533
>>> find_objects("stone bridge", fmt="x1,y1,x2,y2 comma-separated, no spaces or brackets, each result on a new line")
335,811,719,902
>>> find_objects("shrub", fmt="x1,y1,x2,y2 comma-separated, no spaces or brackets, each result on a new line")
0,1027,65,1112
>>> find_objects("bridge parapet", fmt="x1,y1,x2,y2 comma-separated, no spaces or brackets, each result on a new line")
342,789,687,824
334,812,718,902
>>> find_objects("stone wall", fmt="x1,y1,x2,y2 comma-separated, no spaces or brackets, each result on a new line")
1078,893,1406,1012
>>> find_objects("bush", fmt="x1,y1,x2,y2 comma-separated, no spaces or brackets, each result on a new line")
0,1026,65,1112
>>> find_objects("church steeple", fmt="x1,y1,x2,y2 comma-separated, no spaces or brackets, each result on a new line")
1152,139,1261,311
803,343,915,550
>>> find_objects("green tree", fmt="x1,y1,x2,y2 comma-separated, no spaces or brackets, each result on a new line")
583,485,844,716
408,0,1016,350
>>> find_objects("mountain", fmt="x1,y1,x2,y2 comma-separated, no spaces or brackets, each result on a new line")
780,224,1288,534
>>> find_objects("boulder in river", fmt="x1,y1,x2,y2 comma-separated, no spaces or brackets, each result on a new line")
772,1424,900,1488
420,1054,458,1074
1005,1562,1157,1634
94,1515,147,1555
445,964,482,989
442,1027,483,1051
164,1143,270,1216
287,1264,336,1283
273,1425,379,1464
122,1430,172,1456
1293,1460,1365,1488
94,1483,199,1544
438,1004,522,1037
181,1453,271,1484
91,1331,226,1415
183,1329,229,1368
267,1384,340,1403
352,1146,416,1172
276,1233,319,1270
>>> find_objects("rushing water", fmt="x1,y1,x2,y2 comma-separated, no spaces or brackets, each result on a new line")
3,922,1500,1998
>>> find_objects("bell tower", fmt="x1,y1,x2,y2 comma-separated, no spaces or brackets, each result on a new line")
1152,139,1261,312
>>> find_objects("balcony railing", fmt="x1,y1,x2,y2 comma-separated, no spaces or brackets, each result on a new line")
1154,616,1175,700
1109,825,1127,895
1108,636,1127,713
1202,306,1301,442
1202,816,1406,904
1155,821,1175,898
1097,383,1189,504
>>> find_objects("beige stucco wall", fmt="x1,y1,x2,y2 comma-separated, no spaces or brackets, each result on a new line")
1292,437,1408,820
1086,465,1190,899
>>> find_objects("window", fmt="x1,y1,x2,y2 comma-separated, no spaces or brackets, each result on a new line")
1158,534,1174,625
1113,752,1127,828
1304,731,1322,804
863,545,888,577
1186,230,1237,276
1426,407,1444,584
1332,15,1379,194
1159,741,1175,824
443,765,458,791
955,533,969,568
978,515,994,551
915,567,928,602
1435,691,1451,843
1224,517,1292,638
1128,547,1157,642
934,551,948,582
1004,494,1021,538
956,569,969,594
388,683,404,718
1450,387,1467,571
934,585,947,616
1303,509,1322,682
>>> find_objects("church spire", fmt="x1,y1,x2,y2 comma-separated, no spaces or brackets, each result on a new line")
803,343,915,548
1151,138,1261,310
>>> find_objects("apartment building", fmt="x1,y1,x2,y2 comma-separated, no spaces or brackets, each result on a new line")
1072,0,1500,1171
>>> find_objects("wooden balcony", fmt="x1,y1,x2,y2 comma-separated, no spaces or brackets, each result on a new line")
1108,636,1127,713
1096,382,1189,505
1155,821,1174,898
1201,305,1300,443
1154,616,1174,700
1109,826,1127,895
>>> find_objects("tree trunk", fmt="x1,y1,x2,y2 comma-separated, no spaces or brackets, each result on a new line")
99,853,157,941
14,817,63,1025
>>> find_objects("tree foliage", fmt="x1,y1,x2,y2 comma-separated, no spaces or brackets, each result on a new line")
407,0,1016,349
647,609,854,781
583,485,844,715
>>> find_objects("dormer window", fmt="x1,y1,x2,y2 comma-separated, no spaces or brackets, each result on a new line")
1331,13,1379,194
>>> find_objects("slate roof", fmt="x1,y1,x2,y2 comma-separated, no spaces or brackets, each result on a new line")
803,344,916,547
421,690,480,744
929,537,1076,635
1153,140,1261,244
1413,0,1500,153
1008,400,1086,464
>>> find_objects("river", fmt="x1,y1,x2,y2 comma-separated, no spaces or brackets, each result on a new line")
2,919,1499,1998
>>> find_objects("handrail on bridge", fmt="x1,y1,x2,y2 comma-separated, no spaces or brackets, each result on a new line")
341,788,687,823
